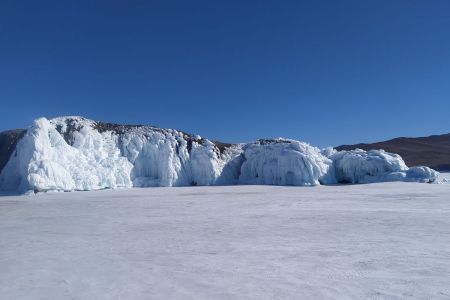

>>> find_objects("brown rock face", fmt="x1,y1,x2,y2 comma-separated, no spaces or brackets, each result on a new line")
0,129,27,174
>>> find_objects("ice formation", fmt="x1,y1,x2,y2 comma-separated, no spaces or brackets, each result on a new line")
0,117,439,193
239,139,332,186
327,149,437,184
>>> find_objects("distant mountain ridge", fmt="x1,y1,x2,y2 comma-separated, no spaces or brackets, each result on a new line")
336,133,450,171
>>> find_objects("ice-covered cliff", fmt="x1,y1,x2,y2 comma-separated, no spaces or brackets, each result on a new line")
0,117,439,193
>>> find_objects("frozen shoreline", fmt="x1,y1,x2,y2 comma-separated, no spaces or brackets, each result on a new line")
0,117,439,193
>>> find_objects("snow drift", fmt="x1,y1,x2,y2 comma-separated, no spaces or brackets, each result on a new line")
0,117,439,193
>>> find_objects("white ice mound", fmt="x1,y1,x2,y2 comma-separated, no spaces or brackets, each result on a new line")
328,149,439,184
239,139,331,186
0,117,133,192
0,116,440,193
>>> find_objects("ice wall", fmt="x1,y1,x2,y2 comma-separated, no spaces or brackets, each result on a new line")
0,117,439,193
0,117,243,192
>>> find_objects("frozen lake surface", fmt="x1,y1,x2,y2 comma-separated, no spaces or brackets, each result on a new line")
1,181,450,299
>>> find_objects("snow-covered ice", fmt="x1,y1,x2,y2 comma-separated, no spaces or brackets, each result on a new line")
0,117,439,193
1,183,450,299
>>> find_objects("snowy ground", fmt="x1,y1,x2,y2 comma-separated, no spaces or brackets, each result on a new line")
1,180,450,299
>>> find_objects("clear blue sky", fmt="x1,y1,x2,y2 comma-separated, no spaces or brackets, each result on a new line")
1,0,449,147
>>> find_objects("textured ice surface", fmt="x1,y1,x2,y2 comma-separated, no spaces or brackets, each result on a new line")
0,117,439,193
1,183,450,299
239,139,331,186
0,118,133,192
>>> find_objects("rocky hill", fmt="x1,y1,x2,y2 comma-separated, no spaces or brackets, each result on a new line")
336,133,450,171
